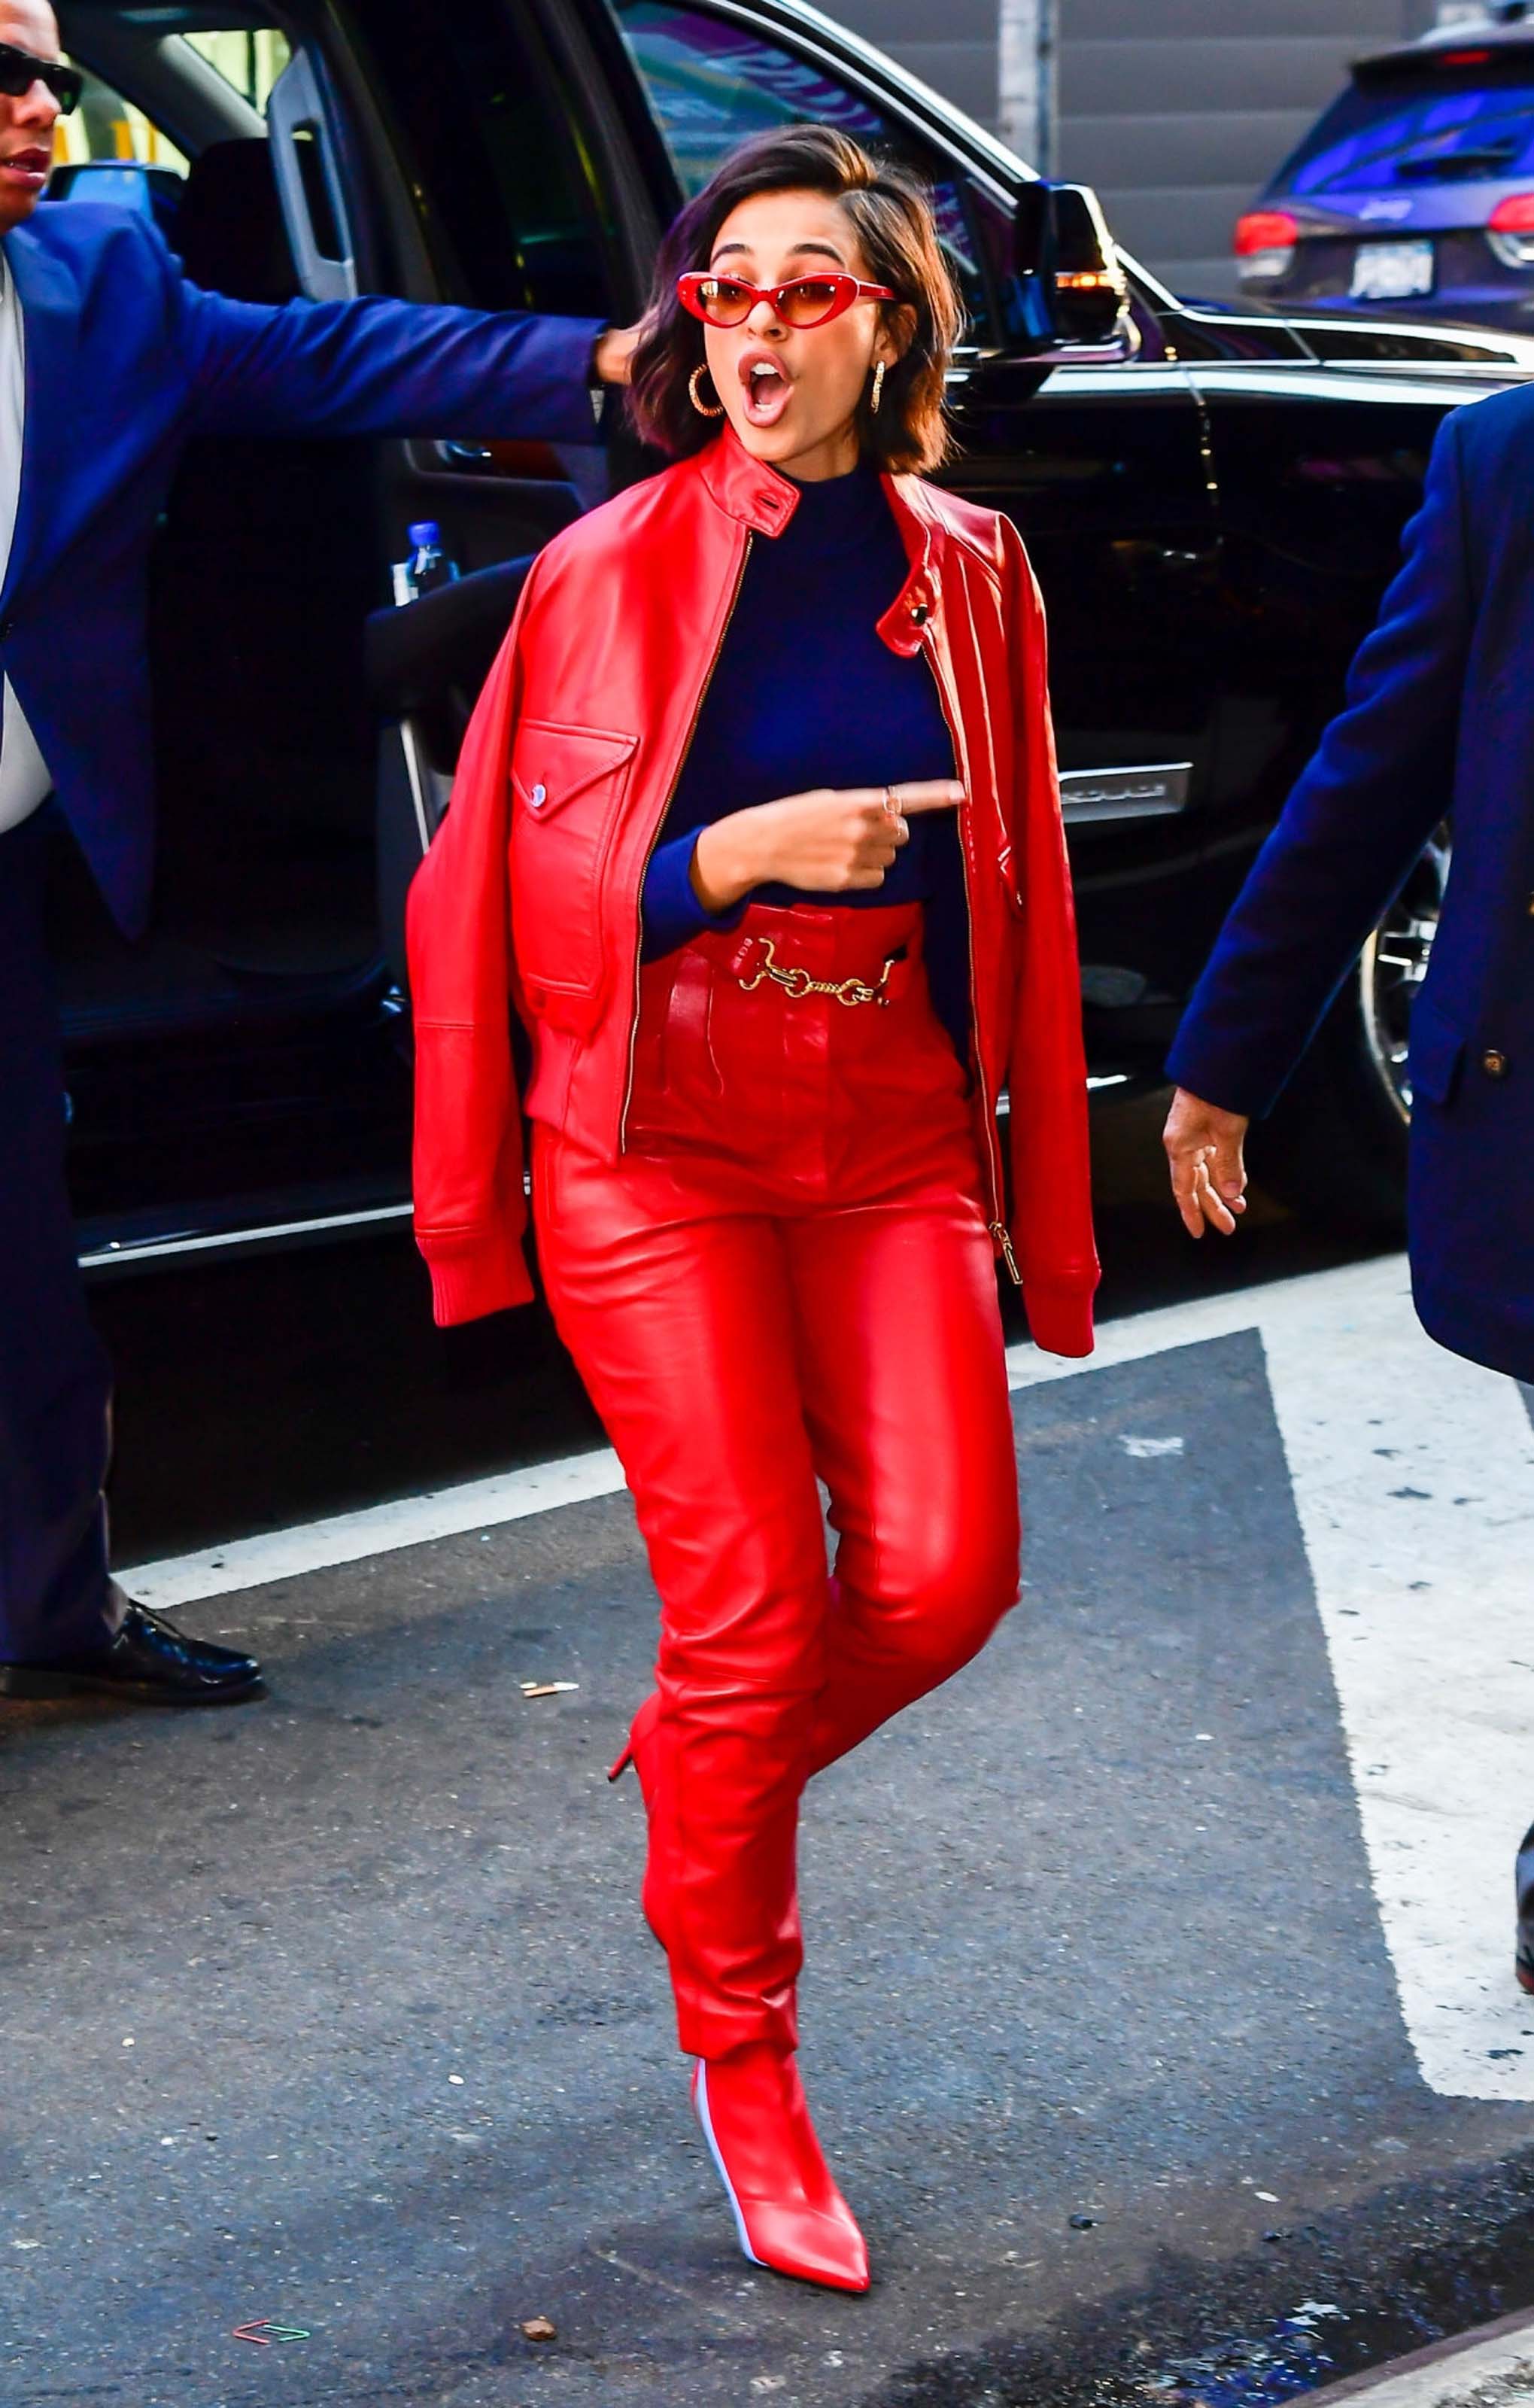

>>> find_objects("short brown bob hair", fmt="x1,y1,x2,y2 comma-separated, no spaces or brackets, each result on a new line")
627,126,964,476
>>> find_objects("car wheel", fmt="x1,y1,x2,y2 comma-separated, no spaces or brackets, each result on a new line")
1249,826,1450,1234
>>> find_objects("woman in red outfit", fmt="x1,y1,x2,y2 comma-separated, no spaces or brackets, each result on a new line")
407,126,1098,2294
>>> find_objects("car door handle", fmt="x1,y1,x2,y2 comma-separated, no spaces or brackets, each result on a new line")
1107,538,1218,576
266,48,357,303
419,436,576,483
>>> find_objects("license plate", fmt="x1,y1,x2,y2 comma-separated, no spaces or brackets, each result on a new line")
1350,239,1435,301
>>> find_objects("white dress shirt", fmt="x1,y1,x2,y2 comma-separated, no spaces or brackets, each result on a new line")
0,252,53,836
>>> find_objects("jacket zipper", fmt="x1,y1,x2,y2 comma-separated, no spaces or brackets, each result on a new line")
922,631,1020,1288
618,531,755,1151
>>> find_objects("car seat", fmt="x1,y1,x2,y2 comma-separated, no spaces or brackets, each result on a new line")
171,137,299,304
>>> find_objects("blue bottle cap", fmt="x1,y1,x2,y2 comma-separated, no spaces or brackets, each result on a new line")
407,520,441,548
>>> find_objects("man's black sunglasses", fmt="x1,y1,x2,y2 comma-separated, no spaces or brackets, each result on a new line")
0,43,84,112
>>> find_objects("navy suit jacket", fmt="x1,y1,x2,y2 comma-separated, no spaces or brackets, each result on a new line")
1168,382,1534,1383
2,202,603,936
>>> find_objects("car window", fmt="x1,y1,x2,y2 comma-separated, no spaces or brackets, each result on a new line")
55,32,290,178
181,29,292,111
609,0,990,342
47,30,293,245
351,0,615,318
1273,66,1534,196
55,60,187,174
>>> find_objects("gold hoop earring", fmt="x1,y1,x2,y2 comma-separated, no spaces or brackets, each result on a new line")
870,360,887,415
688,363,725,418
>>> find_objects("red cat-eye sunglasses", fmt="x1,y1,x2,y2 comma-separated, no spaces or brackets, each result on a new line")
676,270,895,330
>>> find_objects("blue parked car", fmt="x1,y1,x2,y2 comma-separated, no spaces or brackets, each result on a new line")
1237,7,1534,328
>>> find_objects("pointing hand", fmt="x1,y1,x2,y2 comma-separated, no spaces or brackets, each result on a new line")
692,780,966,911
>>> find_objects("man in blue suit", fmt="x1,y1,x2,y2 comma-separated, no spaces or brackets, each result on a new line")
1163,384,1533,1370
0,0,635,1706
1162,382,1534,1984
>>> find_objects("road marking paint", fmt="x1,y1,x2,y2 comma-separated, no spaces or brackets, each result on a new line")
123,1446,623,1611
1001,1257,1388,1392
1257,1264,1534,2102
1018,1248,1534,2100
118,1249,1534,2099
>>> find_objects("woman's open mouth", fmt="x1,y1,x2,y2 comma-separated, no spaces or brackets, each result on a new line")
739,351,792,429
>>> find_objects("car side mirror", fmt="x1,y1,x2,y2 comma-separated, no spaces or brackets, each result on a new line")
1007,181,1131,357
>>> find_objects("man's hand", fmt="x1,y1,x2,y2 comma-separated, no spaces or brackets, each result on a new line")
691,781,964,912
592,324,641,385
1163,1087,1250,1239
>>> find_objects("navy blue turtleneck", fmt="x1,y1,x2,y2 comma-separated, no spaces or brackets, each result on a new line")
639,455,971,1057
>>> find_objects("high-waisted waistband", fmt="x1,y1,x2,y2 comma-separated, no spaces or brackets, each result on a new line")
687,900,925,1002
625,901,973,1190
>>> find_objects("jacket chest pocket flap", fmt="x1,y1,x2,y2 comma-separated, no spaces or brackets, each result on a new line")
510,719,639,1000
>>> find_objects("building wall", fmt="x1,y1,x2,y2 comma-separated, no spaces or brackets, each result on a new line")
834,2,1447,302
829,0,1001,143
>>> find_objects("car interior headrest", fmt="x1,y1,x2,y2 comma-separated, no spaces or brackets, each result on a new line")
174,136,298,306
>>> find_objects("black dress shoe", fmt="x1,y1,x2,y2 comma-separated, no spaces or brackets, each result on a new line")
0,1599,262,1706
1516,1818,1534,1993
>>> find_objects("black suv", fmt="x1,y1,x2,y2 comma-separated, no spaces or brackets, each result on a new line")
50,0,1534,1282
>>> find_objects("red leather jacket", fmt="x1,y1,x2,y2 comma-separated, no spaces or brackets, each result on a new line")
406,430,1098,1355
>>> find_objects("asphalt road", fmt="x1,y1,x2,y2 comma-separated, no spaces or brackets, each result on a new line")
12,1099,1534,2408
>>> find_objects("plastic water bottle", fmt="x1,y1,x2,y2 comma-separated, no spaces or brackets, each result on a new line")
391,520,460,605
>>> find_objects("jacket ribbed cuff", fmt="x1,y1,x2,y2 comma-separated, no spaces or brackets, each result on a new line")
1022,1273,1097,1360
419,1230,535,1327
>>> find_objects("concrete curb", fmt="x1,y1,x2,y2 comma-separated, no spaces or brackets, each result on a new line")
1311,2307,1534,2408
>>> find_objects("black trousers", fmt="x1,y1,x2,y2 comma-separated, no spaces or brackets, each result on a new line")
0,807,116,1662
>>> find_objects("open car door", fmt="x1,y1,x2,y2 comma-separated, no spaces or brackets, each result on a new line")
276,0,658,984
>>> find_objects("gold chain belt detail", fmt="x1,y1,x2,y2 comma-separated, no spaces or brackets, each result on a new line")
734,935,895,1008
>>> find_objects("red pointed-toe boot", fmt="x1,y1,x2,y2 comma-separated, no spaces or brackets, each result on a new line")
691,2042,870,2293
608,1690,667,1947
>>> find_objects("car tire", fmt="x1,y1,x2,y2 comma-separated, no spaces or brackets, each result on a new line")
1248,827,1450,1236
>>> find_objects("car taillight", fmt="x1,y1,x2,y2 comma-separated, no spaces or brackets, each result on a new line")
1234,209,1299,281
1488,192,1534,267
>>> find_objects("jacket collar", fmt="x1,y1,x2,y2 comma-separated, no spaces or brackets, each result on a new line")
696,424,804,537
877,471,943,657
694,427,946,655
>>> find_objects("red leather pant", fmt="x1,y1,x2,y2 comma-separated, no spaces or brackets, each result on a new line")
533,902,1021,2060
